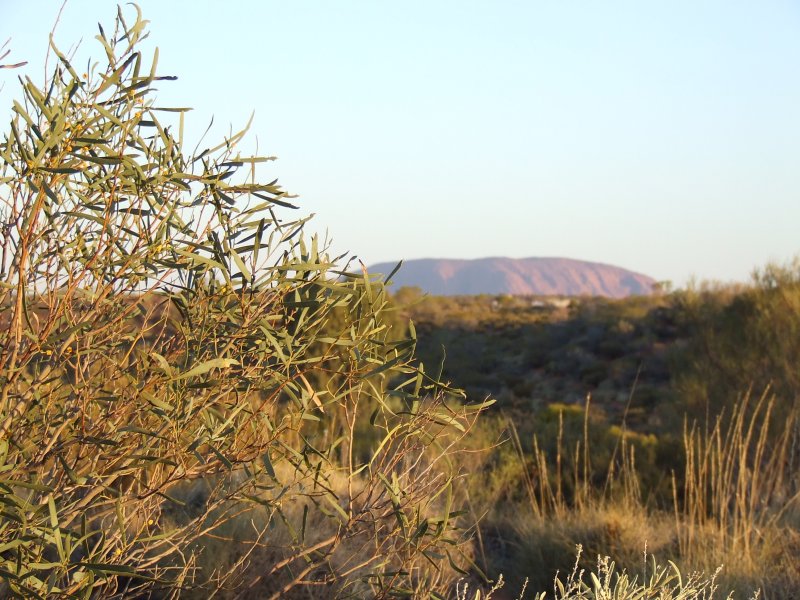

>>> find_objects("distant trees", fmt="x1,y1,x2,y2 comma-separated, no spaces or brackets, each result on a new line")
652,280,673,294
673,259,800,425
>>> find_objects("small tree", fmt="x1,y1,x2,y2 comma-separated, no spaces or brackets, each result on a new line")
0,7,486,598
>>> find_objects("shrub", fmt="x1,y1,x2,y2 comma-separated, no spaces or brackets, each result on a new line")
672,264,800,427
0,7,486,597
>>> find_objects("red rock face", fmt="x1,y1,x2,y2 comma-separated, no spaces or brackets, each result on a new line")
369,257,655,298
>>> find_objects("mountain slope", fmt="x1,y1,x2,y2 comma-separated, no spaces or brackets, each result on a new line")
368,257,655,297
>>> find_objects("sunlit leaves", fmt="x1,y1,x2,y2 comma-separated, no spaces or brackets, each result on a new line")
0,4,482,598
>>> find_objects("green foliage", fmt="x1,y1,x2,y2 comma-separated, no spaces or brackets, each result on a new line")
408,275,800,597
0,7,485,598
404,292,676,423
673,260,800,426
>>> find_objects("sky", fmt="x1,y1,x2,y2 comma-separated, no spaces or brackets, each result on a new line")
1,1,799,287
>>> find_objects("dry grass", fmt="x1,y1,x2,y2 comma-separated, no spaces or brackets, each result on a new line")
459,547,750,600
462,391,799,599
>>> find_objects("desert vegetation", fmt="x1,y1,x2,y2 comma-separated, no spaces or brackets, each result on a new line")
1,5,798,599
0,8,487,598
401,264,800,598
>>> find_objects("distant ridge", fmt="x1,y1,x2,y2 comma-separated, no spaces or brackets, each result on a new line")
368,257,655,298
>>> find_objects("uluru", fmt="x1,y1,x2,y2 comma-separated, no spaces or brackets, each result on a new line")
368,257,655,298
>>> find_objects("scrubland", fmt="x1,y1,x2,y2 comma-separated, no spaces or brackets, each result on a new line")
402,264,800,598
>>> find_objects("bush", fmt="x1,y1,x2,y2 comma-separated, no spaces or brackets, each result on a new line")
673,262,800,428
0,7,487,597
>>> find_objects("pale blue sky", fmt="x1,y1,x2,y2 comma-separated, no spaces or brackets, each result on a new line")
2,1,799,286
